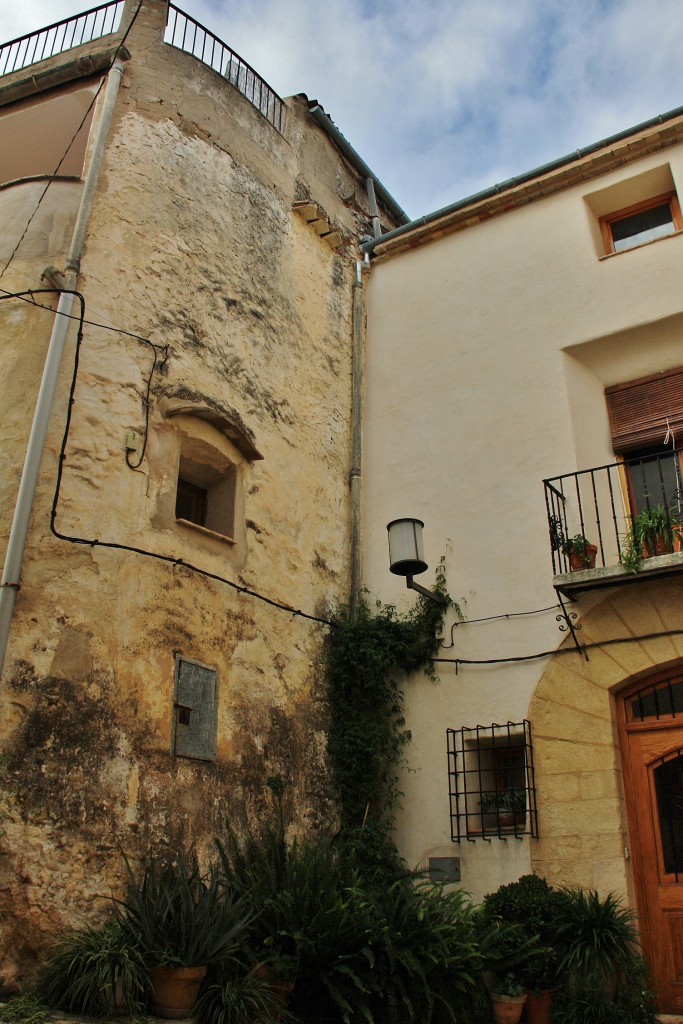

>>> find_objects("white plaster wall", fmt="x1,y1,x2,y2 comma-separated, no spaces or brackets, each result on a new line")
363,144,683,899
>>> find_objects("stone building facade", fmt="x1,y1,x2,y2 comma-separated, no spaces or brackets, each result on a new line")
0,0,402,987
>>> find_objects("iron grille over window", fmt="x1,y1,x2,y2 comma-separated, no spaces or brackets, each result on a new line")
446,720,538,842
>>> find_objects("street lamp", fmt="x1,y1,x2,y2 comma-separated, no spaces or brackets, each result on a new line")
387,518,448,606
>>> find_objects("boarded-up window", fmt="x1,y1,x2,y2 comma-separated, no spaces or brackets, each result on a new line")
173,657,218,761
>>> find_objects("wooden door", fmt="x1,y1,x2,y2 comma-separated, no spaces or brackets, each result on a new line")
619,670,683,1013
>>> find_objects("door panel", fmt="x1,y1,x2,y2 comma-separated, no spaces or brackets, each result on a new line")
620,687,683,1013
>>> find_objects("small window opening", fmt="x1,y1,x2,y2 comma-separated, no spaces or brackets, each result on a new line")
175,451,237,542
447,720,538,842
600,192,682,255
176,479,208,526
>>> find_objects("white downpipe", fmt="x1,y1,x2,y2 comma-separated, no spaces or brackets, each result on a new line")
0,59,125,681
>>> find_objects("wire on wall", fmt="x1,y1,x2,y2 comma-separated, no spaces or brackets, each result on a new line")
0,289,335,629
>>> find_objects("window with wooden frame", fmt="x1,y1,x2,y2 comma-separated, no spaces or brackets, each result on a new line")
605,367,683,519
600,191,683,255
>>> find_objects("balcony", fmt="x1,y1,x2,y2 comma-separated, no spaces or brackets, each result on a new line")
0,2,285,133
543,450,683,598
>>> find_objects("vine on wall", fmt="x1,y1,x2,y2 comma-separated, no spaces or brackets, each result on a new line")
326,561,457,868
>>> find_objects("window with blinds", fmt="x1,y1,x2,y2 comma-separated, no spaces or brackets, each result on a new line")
606,366,683,454
606,367,683,516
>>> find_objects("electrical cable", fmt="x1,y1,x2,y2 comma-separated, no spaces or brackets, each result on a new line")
435,627,683,668
439,602,561,648
0,289,336,627
0,0,144,280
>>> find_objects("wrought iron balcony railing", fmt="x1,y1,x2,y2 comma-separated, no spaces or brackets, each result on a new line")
164,5,285,133
543,449,683,578
0,1,124,77
0,3,284,135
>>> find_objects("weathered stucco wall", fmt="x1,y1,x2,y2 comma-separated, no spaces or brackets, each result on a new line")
0,0,395,988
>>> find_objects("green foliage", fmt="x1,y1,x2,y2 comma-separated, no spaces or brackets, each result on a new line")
218,820,484,1024
116,850,252,968
561,534,593,558
479,788,526,813
0,995,49,1024
480,874,563,991
195,959,290,1024
39,919,147,1016
553,955,656,1024
621,504,681,574
555,888,639,979
327,561,456,866
474,914,544,990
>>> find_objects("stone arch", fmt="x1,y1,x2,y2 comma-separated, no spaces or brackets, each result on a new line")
528,578,683,897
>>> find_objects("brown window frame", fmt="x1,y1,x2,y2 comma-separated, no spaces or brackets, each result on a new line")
600,191,683,255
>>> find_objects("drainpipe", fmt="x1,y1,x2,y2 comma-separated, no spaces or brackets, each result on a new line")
0,59,126,681
350,259,365,616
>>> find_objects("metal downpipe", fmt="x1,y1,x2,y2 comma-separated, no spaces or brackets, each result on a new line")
350,260,364,616
0,59,126,681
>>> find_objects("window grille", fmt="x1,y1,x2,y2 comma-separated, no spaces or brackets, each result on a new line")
446,720,538,842
628,673,683,722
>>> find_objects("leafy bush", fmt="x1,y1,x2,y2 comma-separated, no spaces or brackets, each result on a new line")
195,959,289,1024
116,850,252,968
555,888,639,979
218,823,484,1024
481,874,563,990
39,920,147,1016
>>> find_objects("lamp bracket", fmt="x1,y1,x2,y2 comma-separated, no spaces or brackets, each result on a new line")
406,576,449,606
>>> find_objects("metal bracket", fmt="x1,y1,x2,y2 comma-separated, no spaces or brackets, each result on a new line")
556,591,588,660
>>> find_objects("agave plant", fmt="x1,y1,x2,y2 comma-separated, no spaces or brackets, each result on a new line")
116,850,252,969
39,919,147,1015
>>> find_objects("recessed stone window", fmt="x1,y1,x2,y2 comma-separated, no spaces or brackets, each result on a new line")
175,434,238,543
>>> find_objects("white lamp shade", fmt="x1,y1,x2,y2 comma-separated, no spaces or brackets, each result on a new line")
387,518,428,577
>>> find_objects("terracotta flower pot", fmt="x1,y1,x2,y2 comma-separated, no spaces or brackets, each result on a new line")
149,965,207,1019
525,988,554,1024
568,544,597,571
491,992,526,1024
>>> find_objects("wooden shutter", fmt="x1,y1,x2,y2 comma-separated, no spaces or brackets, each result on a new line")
173,657,218,761
606,366,683,453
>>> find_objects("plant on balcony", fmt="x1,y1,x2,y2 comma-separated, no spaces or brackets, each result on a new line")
621,505,682,574
480,787,527,813
561,534,597,571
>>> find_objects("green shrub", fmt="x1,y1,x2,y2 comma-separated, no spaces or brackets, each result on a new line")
39,920,147,1016
116,850,252,968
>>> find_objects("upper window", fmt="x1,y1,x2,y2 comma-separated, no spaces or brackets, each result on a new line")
606,367,683,518
600,192,683,255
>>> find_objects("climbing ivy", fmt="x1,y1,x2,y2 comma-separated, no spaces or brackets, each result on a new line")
326,562,457,870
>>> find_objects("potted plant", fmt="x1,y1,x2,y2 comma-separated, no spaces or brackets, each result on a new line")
480,787,527,830
481,874,566,1024
561,534,597,571
116,851,252,1019
621,504,682,574
554,888,640,1000
490,973,527,1024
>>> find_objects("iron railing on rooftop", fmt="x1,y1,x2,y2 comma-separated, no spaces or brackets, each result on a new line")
164,5,285,133
0,1,124,77
543,449,683,575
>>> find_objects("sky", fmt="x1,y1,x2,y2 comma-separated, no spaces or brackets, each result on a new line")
4,0,683,220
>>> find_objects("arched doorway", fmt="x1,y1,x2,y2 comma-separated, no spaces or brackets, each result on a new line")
618,666,683,1013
